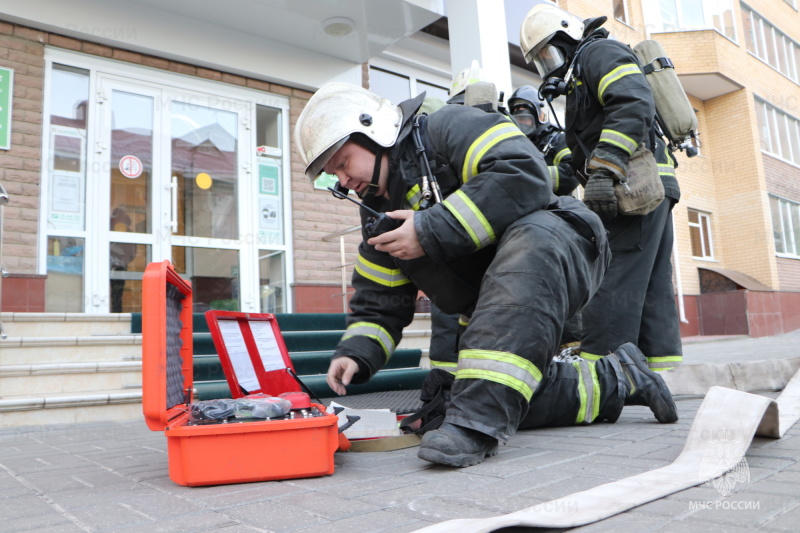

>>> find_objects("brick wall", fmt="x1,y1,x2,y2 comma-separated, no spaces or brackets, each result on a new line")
0,19,363,302
0,22,45,274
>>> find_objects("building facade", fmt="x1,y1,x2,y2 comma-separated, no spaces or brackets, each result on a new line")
1,0,799,338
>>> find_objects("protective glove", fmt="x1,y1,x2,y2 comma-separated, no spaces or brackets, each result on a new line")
583,169,618,219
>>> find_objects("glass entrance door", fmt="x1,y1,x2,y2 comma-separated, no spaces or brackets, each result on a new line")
167,99,243,313
91,77,249,313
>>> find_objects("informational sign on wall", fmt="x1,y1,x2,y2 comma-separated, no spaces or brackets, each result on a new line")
0,66,13,150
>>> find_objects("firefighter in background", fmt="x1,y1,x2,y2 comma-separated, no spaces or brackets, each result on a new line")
519,4,683,372
295,82,678,467
508,86,579,197
508,86,583,346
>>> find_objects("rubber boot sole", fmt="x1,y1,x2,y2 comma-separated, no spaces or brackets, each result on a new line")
617,343,679,424
418,442,499,467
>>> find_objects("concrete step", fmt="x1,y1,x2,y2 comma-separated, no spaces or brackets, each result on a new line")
0,390,143,427
0,361,142,396
0,335,142,365
0,312,434,427
0,312,133,337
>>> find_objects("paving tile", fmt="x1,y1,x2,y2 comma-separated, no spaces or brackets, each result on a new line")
47,481,159,510
389,496,500,523
568,511,673,532
1,513,80,532
110,511,239,532
291,509,422,533
194,481,311,509
223,499,328,532
758,500,800,531
274,491,381,520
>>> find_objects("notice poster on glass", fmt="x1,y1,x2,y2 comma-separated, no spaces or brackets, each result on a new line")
217,320,260,392
50,173,84,231
249,321,285,372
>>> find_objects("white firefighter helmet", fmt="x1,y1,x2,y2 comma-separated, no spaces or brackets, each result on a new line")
519,4,584,77
449,60,491,98
294,82,402,182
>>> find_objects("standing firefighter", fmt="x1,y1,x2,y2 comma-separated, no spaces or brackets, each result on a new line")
508,85,579,197
295,82,677,467
520,4,683,371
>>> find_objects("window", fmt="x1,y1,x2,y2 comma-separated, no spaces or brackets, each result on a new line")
785,0,797,10
755,97,800,165
742,4,800,82
688,209,714,259
646,0,736,41
770,195,800,256
614,0,629,24
369,66,448,105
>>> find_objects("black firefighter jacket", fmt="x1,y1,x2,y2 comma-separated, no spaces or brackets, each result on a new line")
332,94,564,383
565,29,680,201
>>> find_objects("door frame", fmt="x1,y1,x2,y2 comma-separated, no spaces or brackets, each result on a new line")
39,47,295,313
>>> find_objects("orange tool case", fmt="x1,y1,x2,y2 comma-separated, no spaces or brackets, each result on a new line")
142,260,339,486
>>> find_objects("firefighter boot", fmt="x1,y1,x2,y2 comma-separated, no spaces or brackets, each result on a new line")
418,423,499,467
613,343,679,423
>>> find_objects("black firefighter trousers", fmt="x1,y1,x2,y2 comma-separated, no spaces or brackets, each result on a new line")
580,198,683,369
441,206,626,443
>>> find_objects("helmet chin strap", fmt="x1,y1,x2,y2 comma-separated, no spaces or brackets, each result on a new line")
356,146,385,200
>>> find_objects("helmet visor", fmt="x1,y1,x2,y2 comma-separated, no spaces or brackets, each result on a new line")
305,136,349,181
511,107,536,135
533,44,566,78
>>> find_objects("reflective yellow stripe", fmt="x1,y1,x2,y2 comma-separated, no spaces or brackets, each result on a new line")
342,321,395,362
597,63,641,105
553,147,570,165
354,254,411,287
455,349,542,401
430,360,458,374
599,129,638,155
658,164,675,177
442,189,496,249
462,121,526,183
405,184,423,211
579,351,605,362
549,165,560,191
648,355,683,371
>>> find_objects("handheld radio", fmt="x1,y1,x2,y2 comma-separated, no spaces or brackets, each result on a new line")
327,187,401,238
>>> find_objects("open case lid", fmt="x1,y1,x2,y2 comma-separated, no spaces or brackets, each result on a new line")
204,310,301,398
142,260,194,431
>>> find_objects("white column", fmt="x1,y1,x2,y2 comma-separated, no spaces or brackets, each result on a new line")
446,0,513,100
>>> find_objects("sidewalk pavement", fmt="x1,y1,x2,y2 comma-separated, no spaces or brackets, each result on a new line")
2,331,800,533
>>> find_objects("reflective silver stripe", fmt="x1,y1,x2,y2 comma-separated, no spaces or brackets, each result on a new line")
549,165,560,191
462,121,526,182
597,63,641,105
599,129,638,155
354,254,411,287
572,359,599,424
342,321,395,362
553,147,570,165
442,190,496,249
658,164,676,177
456,349,542,401
648,356,683,371
405,184,423,211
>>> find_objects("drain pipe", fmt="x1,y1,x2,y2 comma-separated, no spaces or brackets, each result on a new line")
672,215,689,324
0,182,8,339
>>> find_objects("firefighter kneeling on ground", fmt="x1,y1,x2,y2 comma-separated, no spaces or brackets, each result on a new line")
294,82,678,468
